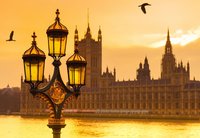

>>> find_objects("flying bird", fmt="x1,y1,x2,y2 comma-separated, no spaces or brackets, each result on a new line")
6,31,16,41
138,3,151,14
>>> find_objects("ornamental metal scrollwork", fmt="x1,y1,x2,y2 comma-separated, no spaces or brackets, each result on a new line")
48,80,66,104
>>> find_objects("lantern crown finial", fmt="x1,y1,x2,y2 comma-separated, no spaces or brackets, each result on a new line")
67,47,86,63
32,32,37,41
47,9,68,31
32,32,37,46
23,32,45,57
55,9,60,22
56,9,60,17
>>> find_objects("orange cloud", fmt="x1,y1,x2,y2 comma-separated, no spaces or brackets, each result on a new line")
150,27,200,48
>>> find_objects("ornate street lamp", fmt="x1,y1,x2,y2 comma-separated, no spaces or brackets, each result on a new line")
22,9,86,138
66,42,87,97
22,32,46,89
47,9,68,60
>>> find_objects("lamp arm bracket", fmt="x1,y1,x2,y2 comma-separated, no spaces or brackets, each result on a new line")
30,60,73,95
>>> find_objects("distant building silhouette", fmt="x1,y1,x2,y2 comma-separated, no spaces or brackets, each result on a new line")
137,57,151,82
20,25,200,117
75,24,102,92
20,76,47,115
0,85,20,114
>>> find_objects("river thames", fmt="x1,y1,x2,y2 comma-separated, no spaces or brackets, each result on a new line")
1,115,200,138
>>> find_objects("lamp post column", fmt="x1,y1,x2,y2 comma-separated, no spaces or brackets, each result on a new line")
47,118,66,138
48,124,66,138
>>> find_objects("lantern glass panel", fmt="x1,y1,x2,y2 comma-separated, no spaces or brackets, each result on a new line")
38,61,45,81
68,67,74,85
54,37,61,55
24,61,31,82
48,36,54,56
48,35,67,58
80,66,86,85
31,62,38,82
60,36,67,55
74,67,81,85
69,66,81,85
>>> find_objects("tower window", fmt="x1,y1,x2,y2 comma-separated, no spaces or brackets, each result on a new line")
91,57,97,67
167,48,171,53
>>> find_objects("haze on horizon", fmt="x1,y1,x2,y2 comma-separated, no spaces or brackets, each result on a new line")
1,0,200,88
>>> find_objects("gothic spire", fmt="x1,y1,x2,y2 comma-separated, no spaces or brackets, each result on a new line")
106,66,109,73
114,67,116,80
144,56,148,64
139,62,142,69
87,8,89,28
165,29,172,54
98,26,102,42
161,29,176,80
74,26,79,44
85,8,91,38
98,26,101,34
144,56,149,70
187,61,190,72
167,29,170,41
75,25,78,34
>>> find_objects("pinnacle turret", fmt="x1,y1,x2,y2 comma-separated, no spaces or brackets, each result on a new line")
165,29,172,54
74,26,79,45
98,26,102,42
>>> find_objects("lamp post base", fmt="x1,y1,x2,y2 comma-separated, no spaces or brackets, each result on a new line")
47,118,66,138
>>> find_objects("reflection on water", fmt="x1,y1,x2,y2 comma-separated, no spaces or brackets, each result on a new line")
0,115,200,138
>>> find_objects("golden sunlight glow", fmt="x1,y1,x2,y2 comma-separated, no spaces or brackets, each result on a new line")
2,0,200,87
2,116,200,138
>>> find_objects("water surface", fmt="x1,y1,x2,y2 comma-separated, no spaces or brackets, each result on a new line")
0,115,200,138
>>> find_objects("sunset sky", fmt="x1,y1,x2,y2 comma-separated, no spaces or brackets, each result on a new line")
1,0,200,88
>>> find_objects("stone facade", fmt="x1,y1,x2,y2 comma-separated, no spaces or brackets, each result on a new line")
20,26,200,117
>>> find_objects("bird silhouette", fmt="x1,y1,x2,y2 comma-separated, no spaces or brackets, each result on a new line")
6,31,15,41
138,3,151,14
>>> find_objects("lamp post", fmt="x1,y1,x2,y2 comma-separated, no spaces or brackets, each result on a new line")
22,9,87,138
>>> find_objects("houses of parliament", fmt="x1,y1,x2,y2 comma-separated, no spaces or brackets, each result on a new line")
20,23,200,117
